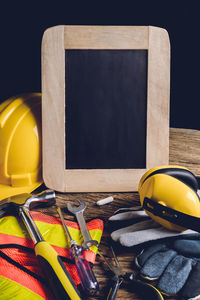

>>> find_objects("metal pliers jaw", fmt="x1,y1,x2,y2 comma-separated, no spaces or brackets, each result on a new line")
100,247,130,300
101,247,164,300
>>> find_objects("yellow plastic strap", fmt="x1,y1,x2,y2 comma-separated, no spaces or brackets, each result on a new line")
0,275,43,300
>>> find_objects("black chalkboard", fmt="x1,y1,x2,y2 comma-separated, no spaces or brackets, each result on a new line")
65,50,147,169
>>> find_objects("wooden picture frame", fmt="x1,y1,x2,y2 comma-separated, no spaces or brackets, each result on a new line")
42,25,170,192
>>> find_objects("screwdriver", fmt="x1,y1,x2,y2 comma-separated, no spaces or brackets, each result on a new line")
57,207,99,296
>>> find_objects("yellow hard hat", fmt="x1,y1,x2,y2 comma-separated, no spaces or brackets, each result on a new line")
0,93,43,201
138,165,200,231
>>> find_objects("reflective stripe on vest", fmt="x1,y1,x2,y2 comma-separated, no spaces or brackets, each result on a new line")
0,212,103,299
0,249,54,300
0,276,44,300
0,212,104,263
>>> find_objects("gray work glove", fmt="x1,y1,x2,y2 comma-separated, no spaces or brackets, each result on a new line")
109,207,195,247
135,236,200,299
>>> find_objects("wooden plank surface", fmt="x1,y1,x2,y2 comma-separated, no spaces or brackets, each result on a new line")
37,128,200,300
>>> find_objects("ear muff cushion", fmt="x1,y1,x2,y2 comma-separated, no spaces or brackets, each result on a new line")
143,167,199,192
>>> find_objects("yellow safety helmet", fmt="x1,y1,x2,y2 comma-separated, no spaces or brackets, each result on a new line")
0,93,42,201
138,165,200,232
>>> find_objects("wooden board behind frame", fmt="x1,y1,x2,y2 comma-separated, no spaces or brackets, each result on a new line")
42,26,170,192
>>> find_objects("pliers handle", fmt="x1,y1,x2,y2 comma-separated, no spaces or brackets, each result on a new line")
102,247,164,300
106,273,164,300
128,277,164,300
106,275,122,300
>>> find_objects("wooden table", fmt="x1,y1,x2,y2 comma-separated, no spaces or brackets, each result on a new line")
38,128,200,300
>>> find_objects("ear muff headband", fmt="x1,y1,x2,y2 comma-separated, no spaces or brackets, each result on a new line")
143,197,200,233
142,167,199,191
197,177,200,188
139,166,200,232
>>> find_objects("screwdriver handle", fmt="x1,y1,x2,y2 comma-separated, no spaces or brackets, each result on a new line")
106,276,121,300
35,241,81,300
57,206,99,296
70,245,99,296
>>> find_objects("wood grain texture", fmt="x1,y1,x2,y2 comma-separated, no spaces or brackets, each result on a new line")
169,128,200,176
64,26,149,49
147,26,170,168
42,26,66,191
37,128,200,300
42,25,170,193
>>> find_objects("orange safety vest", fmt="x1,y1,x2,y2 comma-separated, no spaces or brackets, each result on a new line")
0,212,103,299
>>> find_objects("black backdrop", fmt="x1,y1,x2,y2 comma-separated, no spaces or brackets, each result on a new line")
0,1,200,130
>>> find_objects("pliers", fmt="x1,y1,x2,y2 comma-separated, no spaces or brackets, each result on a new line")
100,247,164,300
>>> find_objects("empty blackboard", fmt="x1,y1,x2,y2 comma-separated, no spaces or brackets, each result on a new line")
42,26,170,192
65,50,147,169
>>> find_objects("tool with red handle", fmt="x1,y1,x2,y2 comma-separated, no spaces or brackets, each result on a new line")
57,207,99,296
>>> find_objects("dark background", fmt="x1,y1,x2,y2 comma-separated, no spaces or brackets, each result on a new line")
0,1,199,130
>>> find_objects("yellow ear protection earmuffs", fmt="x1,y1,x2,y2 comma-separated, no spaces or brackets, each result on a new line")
138,165,200,232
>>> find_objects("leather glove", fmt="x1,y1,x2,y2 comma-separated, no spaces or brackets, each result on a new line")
135,235,200,299
109,207,195,247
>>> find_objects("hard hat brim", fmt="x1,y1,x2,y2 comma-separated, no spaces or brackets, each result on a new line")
0,180,43,201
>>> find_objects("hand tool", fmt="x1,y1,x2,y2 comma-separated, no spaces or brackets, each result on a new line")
100,247,164,300
0,191,81,300
67,200,98,250
57,207,99,296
